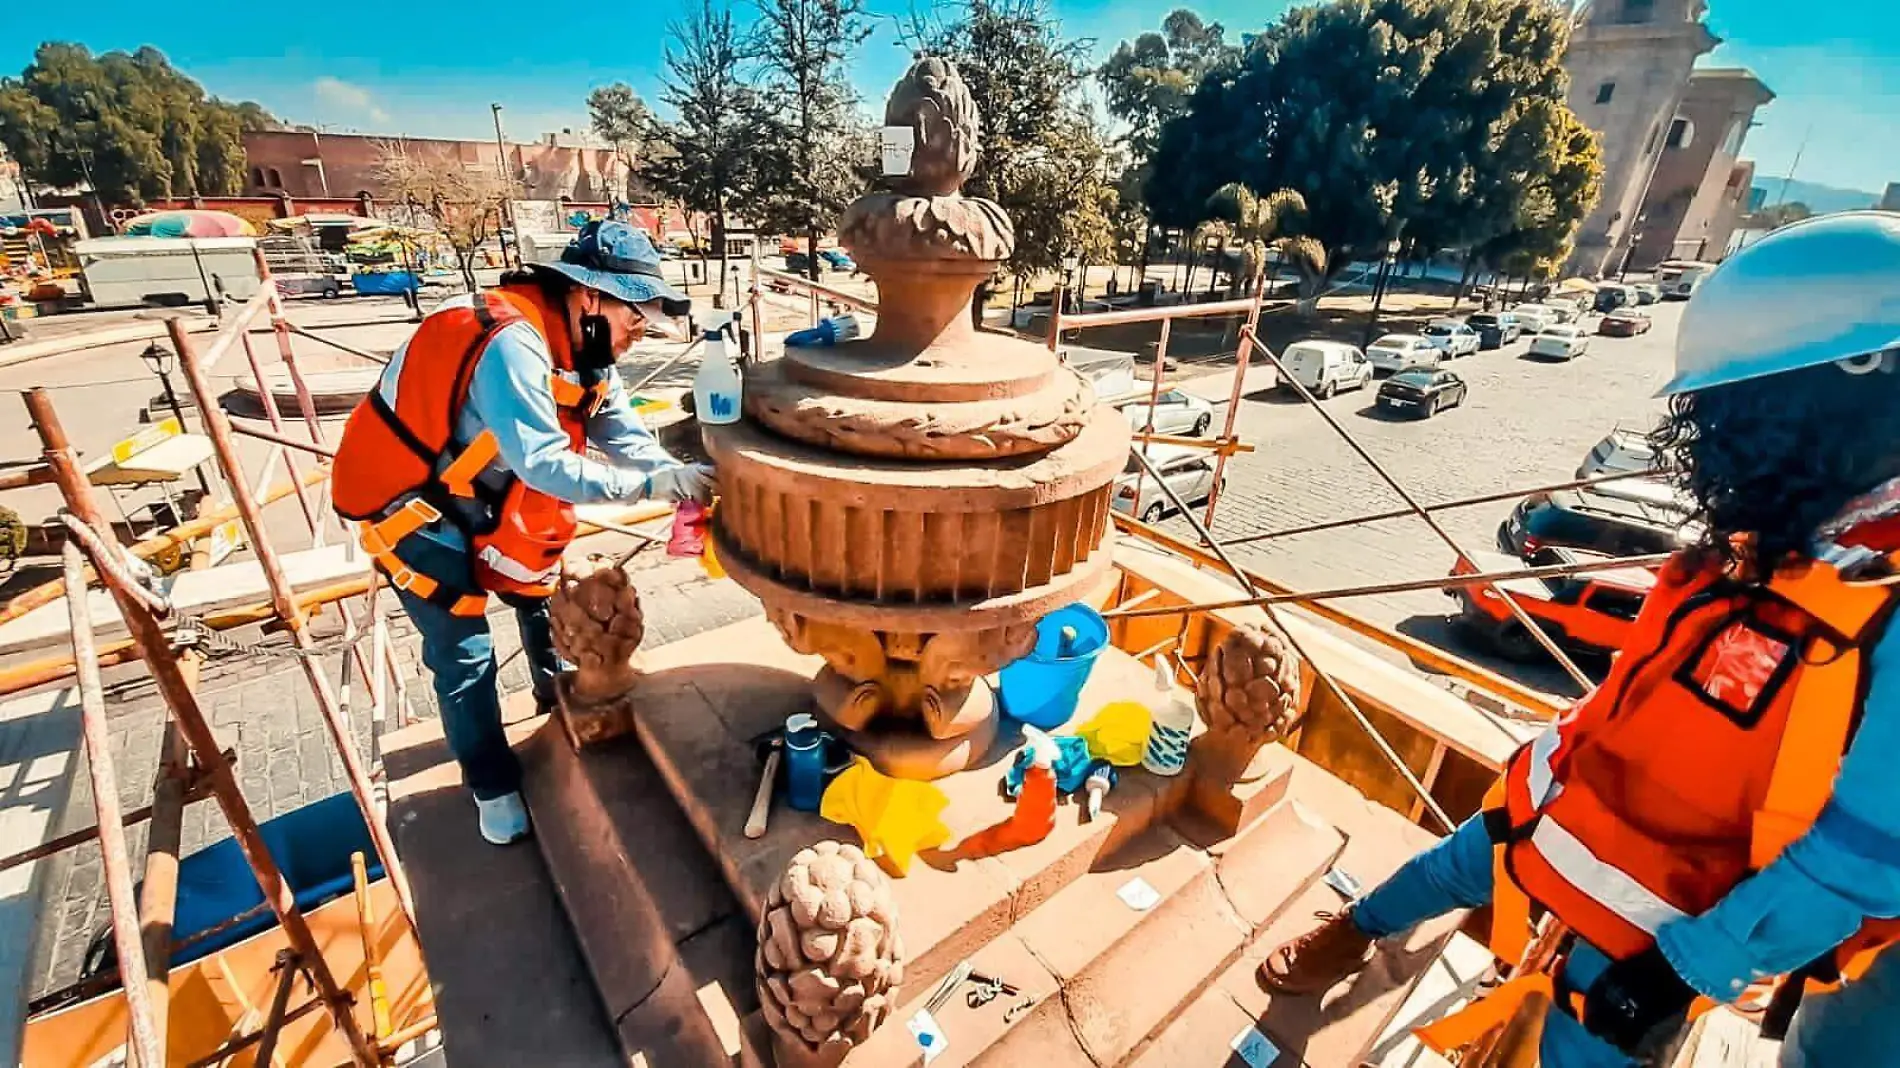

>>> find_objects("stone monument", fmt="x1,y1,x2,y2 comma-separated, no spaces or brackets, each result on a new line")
1190,620,1303,834
547,558,646,746
704,57,1130,779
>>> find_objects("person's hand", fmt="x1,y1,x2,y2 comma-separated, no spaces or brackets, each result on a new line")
1581,944,1697,1055
648,463,716,505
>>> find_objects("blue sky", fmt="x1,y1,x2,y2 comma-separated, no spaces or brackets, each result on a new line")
2,0,1893,194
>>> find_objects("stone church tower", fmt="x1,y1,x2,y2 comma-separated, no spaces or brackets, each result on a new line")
1561,0,1718,277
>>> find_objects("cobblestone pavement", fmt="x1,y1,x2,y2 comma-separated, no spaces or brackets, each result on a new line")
19,299,1684,1000
1148,299,1686,695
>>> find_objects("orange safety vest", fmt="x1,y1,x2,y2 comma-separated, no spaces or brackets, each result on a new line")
332,283,608,614
1420,543,1900,1055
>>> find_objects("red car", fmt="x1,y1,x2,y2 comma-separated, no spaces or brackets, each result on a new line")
1449,547,1656,662
1598,309,1653,337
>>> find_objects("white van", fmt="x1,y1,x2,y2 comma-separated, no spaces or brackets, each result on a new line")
1655,259,1718,300
1282,340,1373,397
77,236,262,309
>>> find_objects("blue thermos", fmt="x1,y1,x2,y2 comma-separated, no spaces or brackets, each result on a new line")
783,712,831,812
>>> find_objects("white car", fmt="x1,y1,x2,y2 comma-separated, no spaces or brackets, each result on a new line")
1529,324,1590,360
1282,339,1373,398
1366,333,1442,373
1119,387,1216,436
1111,444,1222,523
1422,319,1481,358
1511,304,1563,332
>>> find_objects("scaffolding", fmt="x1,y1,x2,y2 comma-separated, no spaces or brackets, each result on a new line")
5,252,431,1066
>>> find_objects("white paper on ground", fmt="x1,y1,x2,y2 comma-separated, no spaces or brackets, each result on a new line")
908,1008,949,1063
1231,1023,1282,1067
1117,876,1161,911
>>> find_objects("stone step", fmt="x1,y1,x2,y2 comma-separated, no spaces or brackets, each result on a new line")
843,791,1345,1068
1126,748,1468,1067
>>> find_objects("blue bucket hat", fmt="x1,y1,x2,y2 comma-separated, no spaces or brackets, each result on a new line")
545,220,691,324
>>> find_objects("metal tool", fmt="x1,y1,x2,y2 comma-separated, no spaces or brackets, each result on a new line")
1003,996,1036,1024
743,736,783,840
924,961,974,1015
964,972,1019,1008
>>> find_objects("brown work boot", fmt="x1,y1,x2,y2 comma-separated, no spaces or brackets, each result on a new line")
1256,909,1375,995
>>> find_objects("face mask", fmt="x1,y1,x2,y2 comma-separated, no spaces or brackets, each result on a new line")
576,311,616,373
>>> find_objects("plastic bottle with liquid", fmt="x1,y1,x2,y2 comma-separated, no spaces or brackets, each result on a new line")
1141,659,1196,777
959,727,1060,855
693,328,743,425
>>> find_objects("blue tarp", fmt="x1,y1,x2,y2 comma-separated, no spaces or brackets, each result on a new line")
351,271,420,295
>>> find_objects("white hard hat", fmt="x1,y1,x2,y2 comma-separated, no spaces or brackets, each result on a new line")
1661,211,1900,396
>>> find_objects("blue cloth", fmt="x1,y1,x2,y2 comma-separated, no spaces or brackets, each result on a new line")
1348,622,1900,1065
388,534,565,800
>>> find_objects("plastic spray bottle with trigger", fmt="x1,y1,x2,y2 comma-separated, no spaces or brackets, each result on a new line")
693,326,743,425
958,726,1060,856
1141,658,1195,776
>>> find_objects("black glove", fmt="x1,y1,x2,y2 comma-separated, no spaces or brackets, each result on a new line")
1581,945,1696,1055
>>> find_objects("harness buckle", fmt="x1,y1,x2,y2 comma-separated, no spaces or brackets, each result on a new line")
387,565,421,593
403,497,443,525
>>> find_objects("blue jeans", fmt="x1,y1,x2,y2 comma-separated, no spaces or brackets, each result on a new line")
1781,945,1900,1068
1353,815,1635,1068
389,535,563,800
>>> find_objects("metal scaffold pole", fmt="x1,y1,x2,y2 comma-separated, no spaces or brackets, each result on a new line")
25,388,381,1066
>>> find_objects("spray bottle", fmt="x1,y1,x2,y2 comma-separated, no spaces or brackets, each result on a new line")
959,727,1060,856
1141,658,1195,777
693,327,743,425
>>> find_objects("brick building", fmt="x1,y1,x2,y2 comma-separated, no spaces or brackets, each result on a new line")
1628,68,1774,268
241,129,635,204
1560,0,1718,278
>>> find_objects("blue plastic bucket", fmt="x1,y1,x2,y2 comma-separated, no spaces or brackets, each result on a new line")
999,603,1110,730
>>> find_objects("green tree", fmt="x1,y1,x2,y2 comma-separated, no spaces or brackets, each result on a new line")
1203,183,1323,297
0,43,275,204
1097,10,1237,166
750,0,871,279
1478,107,1603,282
586,83,656,202
1147,0,1592,306
929,0,1113,315
646,0,767,304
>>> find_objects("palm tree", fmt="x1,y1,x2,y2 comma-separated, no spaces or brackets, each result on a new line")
1204,183,1327,305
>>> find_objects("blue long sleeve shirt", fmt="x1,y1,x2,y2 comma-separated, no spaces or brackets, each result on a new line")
378,299,685,550
1656,621,1900,1001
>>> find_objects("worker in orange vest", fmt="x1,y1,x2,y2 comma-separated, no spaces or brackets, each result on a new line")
1259,212,1900,1066
332,221,713,845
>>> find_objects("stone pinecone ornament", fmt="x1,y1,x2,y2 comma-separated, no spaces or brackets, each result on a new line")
756,841,904,1067
1196,621,1302,778
547,559,644,703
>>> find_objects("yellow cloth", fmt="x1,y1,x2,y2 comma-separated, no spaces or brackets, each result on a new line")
1074,701,1154,766
819,759,951,876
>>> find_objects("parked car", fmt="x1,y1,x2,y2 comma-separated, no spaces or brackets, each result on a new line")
1634,283,1662,305
1499,483,1697,560
1509,304,1558,332
1656,259,1718,299
1422,319,1481,358
1111,444,1223,523
1118,387,1216,436
784,251,815,274
1598,309,1653,337
1593,284,1638,313
818,249,857,272
1366,333,1442,373
1450,547,1655,662
1376,366,1468,417
1528,324,1591,360
1464,312,1522,349
1282,340,1373,397
1577,429,1662,480
275,274,342,299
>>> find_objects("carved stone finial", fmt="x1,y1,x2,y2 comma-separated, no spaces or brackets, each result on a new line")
756,841,905,1067
1194,622,1301,782
886,56,979,197
546,560,645,746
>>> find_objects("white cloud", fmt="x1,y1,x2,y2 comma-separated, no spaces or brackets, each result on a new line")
313,76,391,124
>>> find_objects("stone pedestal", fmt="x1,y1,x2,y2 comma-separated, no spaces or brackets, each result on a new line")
551,674,637,750
705,57,1129,780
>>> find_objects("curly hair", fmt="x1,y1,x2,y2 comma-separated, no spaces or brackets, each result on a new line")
1650,360,1900,572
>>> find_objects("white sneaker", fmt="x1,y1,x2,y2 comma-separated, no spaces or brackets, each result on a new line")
475,791,532,845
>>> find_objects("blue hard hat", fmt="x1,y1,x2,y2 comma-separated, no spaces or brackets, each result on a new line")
545,220,690,315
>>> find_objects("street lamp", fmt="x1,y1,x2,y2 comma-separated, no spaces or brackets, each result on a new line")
490,103,517,269
1062,252,1080,311
141,342,214,498
1360,236,1403,350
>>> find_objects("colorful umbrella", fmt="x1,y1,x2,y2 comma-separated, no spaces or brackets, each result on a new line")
122,210,257,238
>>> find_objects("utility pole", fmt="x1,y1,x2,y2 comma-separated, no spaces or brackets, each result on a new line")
1774,125,1812,207
491,103,516,269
